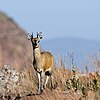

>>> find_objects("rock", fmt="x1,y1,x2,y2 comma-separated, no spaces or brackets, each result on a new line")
0,65,20,96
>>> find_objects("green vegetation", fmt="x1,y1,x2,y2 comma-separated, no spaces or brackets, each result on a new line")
66,69,100,100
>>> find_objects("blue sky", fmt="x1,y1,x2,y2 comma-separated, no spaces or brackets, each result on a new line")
0,0,100,41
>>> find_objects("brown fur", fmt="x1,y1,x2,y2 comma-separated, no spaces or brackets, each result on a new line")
28,33,54,93
41,52,54,72
33,46,54,74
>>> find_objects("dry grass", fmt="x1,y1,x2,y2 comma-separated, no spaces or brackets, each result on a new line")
0,52,100,100
11,62,100,100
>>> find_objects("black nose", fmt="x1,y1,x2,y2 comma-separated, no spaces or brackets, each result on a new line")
34,41,38,46
34,43,37,46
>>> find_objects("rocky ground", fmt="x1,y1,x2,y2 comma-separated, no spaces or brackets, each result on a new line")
0,65,19,99
0,65,99,100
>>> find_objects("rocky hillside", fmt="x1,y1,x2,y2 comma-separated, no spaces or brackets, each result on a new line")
0,12,32,66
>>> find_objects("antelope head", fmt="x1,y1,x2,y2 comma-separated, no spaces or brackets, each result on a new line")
28,32,43,48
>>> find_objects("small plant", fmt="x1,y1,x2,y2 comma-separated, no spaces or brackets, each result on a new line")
66,79,71,90
81,85,87,96
66,69,79,92
91,72,100,92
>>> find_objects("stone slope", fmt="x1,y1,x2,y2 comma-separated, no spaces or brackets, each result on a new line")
0,12,32,66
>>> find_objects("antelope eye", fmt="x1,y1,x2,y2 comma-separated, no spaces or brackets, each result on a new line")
38,40,40,43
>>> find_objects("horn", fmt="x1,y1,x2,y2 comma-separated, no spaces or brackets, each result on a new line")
32,32,33,38
37,32,39,38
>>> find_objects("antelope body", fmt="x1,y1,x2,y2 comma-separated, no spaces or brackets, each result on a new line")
28,32,54,94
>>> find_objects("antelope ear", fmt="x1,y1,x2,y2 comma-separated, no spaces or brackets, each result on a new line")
39,32,43,39
27,33,32,40
37,32,43,39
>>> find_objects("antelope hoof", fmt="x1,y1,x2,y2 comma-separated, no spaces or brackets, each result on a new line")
37,91,41,95
37,89,43,95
